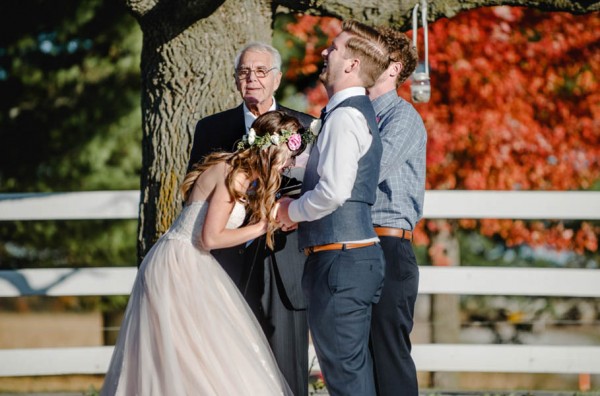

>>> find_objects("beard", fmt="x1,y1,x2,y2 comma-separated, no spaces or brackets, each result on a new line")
318,67,329,86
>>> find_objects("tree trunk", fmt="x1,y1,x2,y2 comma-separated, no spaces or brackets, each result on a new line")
127,0,273,259
277,0,598,31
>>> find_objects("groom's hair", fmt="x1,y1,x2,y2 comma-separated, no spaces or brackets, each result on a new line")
341,20,390,88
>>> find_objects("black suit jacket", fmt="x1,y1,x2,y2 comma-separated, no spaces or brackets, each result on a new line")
187,103,315,310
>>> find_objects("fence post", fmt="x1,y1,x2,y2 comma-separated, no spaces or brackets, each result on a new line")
429,221,461,388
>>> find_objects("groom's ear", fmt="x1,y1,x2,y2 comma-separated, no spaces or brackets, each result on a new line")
345,58,360,74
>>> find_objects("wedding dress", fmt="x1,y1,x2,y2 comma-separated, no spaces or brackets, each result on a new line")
101,200,292,396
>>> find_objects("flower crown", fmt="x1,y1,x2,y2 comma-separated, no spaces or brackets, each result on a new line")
237,122,320,152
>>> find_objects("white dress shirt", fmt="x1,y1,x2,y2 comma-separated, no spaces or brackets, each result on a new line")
243,99,277,131
289,87,373,224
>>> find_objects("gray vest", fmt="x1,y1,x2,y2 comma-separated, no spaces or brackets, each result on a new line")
298,95,382,249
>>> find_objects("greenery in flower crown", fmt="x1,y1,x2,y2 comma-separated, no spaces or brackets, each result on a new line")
237,124,318,151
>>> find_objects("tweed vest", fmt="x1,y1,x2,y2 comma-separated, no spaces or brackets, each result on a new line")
297,95,382,249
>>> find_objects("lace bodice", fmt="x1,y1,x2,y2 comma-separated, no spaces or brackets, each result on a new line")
163,200,246,248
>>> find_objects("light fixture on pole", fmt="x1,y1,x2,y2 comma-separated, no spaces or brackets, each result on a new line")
411,0,431,103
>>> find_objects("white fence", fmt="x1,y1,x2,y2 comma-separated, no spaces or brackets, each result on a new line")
1,190,600,377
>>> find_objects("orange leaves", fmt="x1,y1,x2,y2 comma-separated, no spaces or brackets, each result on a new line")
574,222,599,254
303,84,328,117
282,15,341,85
282,9,600,254
428,242,452,266
410,7,600,253
423,7,600,194
474,218,599,254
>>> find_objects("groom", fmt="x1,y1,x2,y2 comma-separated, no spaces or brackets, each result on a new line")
187,41,314,396
277,20,390,396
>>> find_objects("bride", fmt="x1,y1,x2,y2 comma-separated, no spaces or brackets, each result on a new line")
101,111,307,396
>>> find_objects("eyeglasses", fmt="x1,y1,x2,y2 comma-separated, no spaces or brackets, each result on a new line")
235,67,277,79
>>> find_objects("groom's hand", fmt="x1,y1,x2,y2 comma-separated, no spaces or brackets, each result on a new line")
276,197,296,229
281,222,298,232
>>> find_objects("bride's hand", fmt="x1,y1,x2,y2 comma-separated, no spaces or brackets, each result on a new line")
269,202,282,230
258,218,269,233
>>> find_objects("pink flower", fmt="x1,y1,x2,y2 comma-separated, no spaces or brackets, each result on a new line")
287,133,302,150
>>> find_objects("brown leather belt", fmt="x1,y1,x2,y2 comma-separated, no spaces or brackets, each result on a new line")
304,241,377,256
374,226,413,241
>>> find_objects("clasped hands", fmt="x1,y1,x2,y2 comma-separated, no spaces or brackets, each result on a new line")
274,197,298,232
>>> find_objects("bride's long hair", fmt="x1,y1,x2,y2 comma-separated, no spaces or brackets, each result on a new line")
180,110,305,249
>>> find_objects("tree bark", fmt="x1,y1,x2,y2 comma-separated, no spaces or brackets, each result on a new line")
126,0,598,258
127,0,273,258
276,0,598,31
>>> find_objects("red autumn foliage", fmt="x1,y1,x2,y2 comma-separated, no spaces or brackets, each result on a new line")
282,8,600,255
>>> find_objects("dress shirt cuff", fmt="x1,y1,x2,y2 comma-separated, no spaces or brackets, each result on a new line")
288,199,303,223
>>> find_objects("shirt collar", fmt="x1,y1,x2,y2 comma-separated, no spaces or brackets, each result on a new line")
371,89,400,115
242,98,277,131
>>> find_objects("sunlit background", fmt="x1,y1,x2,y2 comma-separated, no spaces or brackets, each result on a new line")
0,1,599,393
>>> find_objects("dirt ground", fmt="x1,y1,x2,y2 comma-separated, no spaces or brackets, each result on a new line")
0,312,104,393
0,311,598,393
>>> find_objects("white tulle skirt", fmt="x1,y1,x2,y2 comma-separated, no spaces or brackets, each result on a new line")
101,236,292,396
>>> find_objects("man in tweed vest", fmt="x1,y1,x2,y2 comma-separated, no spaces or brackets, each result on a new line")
277,20,391,396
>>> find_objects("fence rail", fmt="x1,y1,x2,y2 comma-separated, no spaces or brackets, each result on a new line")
2,266,600,298
1,190,599,378
3,344,600,377
2,190,600,221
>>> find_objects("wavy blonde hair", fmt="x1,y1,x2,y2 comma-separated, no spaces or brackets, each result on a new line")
180,110,304,249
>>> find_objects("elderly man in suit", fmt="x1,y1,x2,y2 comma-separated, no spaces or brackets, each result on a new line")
187,41,314,396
